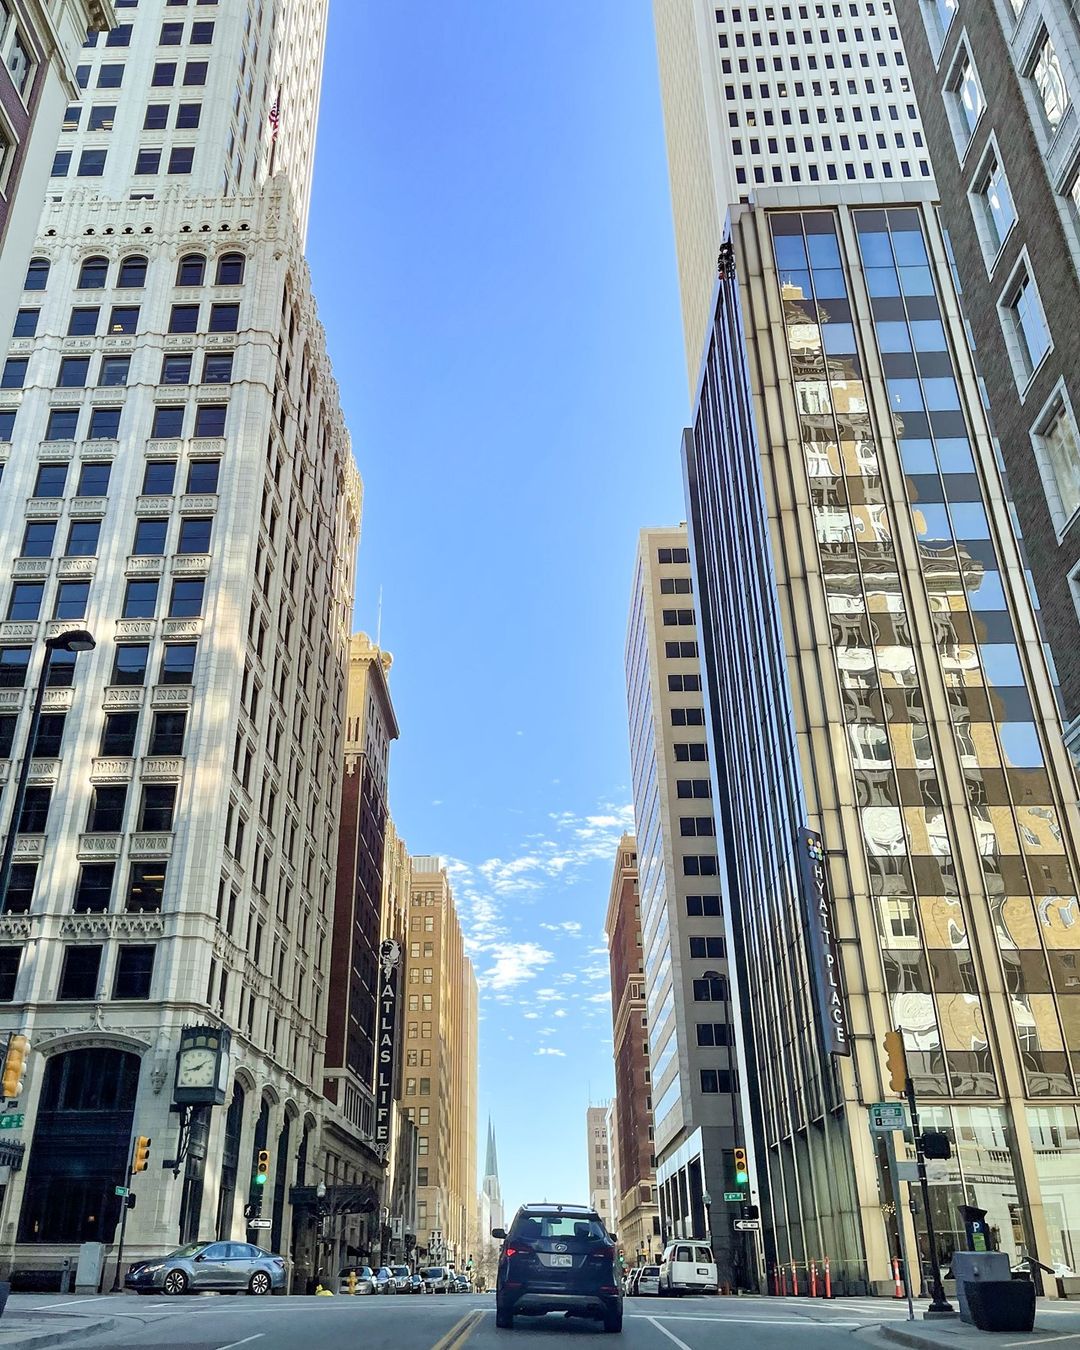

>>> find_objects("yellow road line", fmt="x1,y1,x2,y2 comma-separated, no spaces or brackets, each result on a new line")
432,1307,485,1350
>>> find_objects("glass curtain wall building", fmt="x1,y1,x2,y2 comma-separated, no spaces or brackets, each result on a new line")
655,0,1080,1295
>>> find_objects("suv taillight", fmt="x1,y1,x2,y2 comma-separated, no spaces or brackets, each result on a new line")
504,1242,533,1259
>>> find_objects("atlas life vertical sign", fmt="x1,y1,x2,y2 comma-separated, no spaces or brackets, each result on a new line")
374,938,402,1159
797,827,850,1056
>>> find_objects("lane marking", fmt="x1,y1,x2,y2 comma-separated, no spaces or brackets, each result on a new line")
432,1306,485,1350
635,1314,862,1326
216,1336,265,1350
1003,1337,1080,1347
27,1297,102,1311
647,1315,697,1350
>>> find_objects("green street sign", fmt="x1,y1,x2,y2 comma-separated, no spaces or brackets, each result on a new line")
114,1185,129,1197
723,1191,746,1202
0,1113,24,1130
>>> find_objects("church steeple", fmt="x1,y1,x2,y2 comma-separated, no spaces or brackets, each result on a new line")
484,1116,499,1183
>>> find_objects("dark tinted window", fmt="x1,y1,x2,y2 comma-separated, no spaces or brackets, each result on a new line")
112,644,149,685
113,946,154,999
126,863,166,912
58,946,102,999
100,712,138,756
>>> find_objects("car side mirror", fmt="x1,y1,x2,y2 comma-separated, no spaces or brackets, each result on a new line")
194,1254,206,1262
491,1228,506,1240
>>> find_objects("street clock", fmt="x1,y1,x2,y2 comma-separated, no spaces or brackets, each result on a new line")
173,1025,231,1106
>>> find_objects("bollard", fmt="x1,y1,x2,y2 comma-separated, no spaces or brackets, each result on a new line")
59,1257,72,1296
892,1258,904,1299
824,1256,832,1299
810,1261,818,1298
781,1265,788,1296
348,1270,357,1296
791,1262,798,1297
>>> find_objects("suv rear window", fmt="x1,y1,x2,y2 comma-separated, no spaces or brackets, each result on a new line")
643,1266,660,1275
511,1212,608,1241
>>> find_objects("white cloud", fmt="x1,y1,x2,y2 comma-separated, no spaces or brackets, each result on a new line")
553,1009,568,1018
539,921,584,935
523,1011,540,1020
479,942,554,992
536,1047,566,1057
586,992,611,1004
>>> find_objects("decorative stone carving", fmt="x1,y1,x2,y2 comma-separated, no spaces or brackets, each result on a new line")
39,442,75,462
11,560,50,579
27,760,59,784
170,555,210,576
103,687,143,707
145,438,182,457
0,917,33,939
189,438,225,455
41,690,73,712
77,833,121,859
25,499,63,518
0,623,37,641
161,619,201,638
178,496,217,514
129,833,173,857
57,558,96,577
134,497,169,517
125,556,163,576
12,837,44,859
59,912,164,938
140,757,183,781
68,496,108,516
115,620,155,638
0,692,21,709
90,757,134,782
151,686,191,708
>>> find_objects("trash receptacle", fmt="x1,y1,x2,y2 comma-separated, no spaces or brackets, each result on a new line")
951,1251,1011,1324
965,1280,1036,1333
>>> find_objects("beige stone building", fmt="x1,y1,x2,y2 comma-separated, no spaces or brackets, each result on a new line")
405,855,477,1267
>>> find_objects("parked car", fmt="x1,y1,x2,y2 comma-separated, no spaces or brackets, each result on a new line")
493,1201,622,1332
337,1265,377,1294
125,1241,286,1296
658,1242,717,1296
454,1272,471,1292
374,1266,395,1293
421,1266,452,1292
404,1273,425,1294
637,1265,661,1296
388,1265,414,1293
624,1267,642,1296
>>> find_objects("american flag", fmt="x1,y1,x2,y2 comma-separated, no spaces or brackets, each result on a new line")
269,94,280,143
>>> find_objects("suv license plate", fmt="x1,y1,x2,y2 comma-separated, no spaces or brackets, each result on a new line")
550,1255,573,1268
697,1267,709,1274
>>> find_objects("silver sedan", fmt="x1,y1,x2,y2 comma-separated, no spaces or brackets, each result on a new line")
125,1241,287,1296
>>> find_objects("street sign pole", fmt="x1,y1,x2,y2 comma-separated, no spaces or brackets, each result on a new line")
111,1138,136,1292
883,1129,914,1322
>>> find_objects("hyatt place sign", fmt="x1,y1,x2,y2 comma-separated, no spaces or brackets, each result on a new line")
797,827,851,1057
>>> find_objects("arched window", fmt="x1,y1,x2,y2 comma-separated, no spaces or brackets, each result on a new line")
118,255,148,288
19,1048,141,1243
24,258,50,291
215,252,245,286
78,256,109,290
176,253,206,286
215,1081,246,1238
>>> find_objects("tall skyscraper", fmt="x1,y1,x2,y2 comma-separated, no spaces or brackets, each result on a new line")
585,1103,613,1226
655,0,1080,1295
323,633,399,1266
603,833,661,1263
406,856,478,1268
625,526,742,1283
893,0,1080,771
0,0,111,345
0,0,361,1280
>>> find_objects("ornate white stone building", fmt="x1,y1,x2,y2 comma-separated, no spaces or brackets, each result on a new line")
0,0,362,1286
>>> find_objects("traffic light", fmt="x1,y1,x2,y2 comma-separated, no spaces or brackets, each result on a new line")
733,1147,748,1186
1,1033,30,1100
921,1131,952,1160
883,1029,908,1093
132,1135,152,1173
255,1149,270,1185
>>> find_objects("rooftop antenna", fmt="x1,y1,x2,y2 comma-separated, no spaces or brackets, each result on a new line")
376,585,383,647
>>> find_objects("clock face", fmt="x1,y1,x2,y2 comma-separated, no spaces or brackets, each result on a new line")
177,1047,217,1088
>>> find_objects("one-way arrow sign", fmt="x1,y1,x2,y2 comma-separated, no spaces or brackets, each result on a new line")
733,1219,760,1232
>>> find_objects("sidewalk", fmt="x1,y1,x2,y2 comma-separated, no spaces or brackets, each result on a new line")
868,1308,1077,1350
0,1309,117,1350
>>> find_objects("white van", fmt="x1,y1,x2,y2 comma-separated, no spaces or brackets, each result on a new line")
659,1242,718,1295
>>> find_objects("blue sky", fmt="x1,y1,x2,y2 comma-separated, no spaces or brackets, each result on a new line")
307,2,688,1215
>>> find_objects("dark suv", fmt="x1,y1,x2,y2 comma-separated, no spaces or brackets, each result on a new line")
493,1203,622,1332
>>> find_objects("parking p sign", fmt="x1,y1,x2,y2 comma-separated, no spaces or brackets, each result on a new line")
869,1102,907,1133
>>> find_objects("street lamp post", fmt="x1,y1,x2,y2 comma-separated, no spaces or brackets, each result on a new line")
0,630,95,912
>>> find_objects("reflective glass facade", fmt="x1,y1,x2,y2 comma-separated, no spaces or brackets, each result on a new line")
687,199,1080,1290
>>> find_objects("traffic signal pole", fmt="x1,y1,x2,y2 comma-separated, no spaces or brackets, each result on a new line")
903,1074,953,1316
110,1134,148,1292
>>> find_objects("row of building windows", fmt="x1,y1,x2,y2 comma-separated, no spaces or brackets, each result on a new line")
11,302,240,340
6,575,207,623
0,944,156,1002
5,460,216,506
2,858,165,917
22,252,242,293
74,61,208,91
716,4,896,20
4,349,233,394
0,401,227,444
0,643,195,689
63,102,202,133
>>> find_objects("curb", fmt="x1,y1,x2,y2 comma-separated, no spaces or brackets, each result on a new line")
0,1316,117,1350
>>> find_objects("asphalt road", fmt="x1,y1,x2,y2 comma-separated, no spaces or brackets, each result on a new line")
0,1290,979,1350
